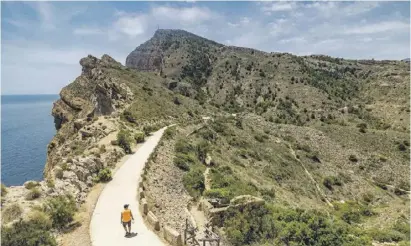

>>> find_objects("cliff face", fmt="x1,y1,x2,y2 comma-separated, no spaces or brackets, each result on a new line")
43,55,136,201
52,54,133,131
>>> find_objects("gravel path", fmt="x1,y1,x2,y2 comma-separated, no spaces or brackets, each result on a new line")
90,127,169,246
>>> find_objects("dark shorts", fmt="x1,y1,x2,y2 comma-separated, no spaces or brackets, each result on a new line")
122,221,131,227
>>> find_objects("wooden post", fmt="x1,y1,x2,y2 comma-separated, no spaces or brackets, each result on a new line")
184,219,187,244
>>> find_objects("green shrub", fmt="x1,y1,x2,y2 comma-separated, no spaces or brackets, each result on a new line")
182,168,205,199
174,153,197,171
2,204,22,223
134,132,145,143
196,141,210,162
24,181,39,189
369,228,406,242
323,176,343,190
260,187,276,199
208,166,258,200
306,151,321,163
55,168,64,179
204,188,231,204
99,145,106,153
95,168,112,183
393,219,410,240
117,129,133,154
175,139,196,154
164,126,176,139
223,204,371,246
398,143,407,151
28,210,53,229
43,195,77,229
46,179,55,188
1,183,7,197
61,163,69,171
1,218,56,246
334,201,373,224
143,125,160,135
254,134,268,143
26,188,42,200
349,154,359,162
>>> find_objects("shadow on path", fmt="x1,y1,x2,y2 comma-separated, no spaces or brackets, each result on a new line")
125,232,138,238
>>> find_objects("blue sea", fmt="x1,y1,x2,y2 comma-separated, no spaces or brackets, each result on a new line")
1,94,59,186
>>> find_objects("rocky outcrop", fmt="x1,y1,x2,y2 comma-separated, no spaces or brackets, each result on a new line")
45,55,134,180
125,29,222,72
51,54,133,131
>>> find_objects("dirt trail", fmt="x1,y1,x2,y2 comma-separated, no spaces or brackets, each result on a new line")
204,168,211,191
286,143,334,208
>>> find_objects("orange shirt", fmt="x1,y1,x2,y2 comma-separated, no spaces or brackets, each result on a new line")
121,209,132,222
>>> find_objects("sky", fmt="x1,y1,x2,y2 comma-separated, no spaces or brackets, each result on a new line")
1,1,410,95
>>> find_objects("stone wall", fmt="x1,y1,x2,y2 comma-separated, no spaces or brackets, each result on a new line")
137,172,183,246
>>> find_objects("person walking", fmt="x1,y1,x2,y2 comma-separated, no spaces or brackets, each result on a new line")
121,204,134,236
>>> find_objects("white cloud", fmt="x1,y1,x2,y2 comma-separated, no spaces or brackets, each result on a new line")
151,6,214,24
278,37,306,44
261,2,296,13
2,1,410,95
34,2,54,30
343,21,410,34
114,13,147,37
73,27,106,36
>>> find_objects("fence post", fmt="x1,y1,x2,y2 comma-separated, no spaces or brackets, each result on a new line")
184,219,187,244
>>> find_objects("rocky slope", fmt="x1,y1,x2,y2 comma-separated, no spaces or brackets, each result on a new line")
1,29,409,246
126,29,410,245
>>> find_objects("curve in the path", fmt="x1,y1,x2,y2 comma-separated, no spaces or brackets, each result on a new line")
90,126,169,246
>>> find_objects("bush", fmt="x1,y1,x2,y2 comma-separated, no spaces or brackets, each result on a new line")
111,140,118,146
99,145,106,153
2,204,22,223
95,168,112,183
254,134,268,143
175,139,196,154
260,187,276,199
398,143,407,151
1,183,7,197
334,201,373,224
204,188,231,204
43,195,77,229
134,132,145,143
174,153,196,171
117,129,133,154
24,181,39,189
349,154,359,162
223,204,370,246
26,188,42,200
369,228,406,242
143,125,159,136
323,176,343,190
55,168,64,179
164,126,176,139
307,151,321,163
1,218,56,246
182,168,205,199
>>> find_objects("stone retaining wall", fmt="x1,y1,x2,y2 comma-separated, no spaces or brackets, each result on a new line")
138,174,183,246
163,226,183,246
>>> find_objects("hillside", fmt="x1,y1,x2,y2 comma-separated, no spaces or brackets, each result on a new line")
127,29,410,245
1,29,409,246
